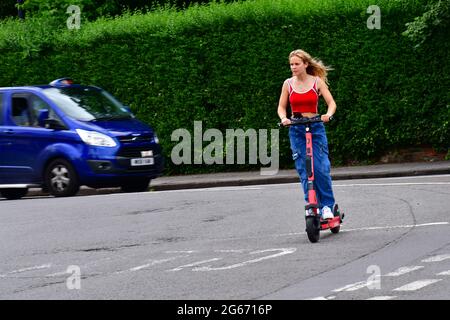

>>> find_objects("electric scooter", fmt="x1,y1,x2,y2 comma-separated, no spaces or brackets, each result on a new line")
280,115,344,243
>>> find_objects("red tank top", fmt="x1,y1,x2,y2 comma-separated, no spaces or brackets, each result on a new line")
288,77,319,114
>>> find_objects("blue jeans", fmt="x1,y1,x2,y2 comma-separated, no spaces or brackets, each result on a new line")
289,122,335,209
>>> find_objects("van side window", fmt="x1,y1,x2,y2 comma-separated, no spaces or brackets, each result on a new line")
12,97,31,126
11,93,59,127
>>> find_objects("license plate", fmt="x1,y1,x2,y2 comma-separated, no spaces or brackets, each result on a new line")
131,158,154,166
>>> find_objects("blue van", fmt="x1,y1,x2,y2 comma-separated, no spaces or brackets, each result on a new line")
0,78,164,199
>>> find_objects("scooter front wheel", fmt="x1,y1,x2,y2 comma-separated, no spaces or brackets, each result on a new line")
305,216,320,243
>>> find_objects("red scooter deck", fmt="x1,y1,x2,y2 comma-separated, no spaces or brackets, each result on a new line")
320,216,341,230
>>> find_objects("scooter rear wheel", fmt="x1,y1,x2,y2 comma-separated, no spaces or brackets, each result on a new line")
306,216,320,243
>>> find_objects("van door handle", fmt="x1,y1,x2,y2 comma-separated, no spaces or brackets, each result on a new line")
2,129,15,134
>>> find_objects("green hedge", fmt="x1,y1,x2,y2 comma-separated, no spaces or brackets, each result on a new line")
0,0,17,19
0,0,448,175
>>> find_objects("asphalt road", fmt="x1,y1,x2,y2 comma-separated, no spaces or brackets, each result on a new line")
0,175,449,300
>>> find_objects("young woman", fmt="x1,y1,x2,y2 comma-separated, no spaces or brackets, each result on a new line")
277,49,337,219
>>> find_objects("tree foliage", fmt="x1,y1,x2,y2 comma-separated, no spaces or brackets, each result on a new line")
403,0,450,46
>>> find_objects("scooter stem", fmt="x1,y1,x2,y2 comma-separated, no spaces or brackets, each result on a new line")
305,125,317,206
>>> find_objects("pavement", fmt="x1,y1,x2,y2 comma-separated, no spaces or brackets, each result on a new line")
27,160,450,196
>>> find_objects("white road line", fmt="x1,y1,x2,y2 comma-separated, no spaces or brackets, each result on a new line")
165,250,198,254
332,281,366,293
384,266,424,277
367,296,397,300
345,281,375,292
167,258,222,272
341,222,449,233
193,248,296,272
116,255,191,274
214,249,247,253
358,174,450,181
45,271,68,277
129,257,188,272
332,265,425,293
436,270,450,276
211,222,448,242
0,264,52,277
334,182,450,187
422,254,450,263
393,279,442,291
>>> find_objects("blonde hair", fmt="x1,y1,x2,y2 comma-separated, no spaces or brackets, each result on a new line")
289,49,333,84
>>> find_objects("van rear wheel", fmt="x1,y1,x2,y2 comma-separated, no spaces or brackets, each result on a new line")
0,188,28,200
45,159,80,197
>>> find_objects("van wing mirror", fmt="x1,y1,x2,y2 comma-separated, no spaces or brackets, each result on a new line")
38,109,49,127
44,118,67,130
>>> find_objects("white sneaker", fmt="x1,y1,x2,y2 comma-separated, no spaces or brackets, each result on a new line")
321,206,334,219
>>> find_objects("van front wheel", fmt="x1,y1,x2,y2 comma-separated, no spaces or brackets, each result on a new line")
45,159,80,197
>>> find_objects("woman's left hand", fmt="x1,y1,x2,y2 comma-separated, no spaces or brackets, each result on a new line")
321,114,333,123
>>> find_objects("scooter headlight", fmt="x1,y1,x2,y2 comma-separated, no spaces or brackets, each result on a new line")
76,129,117,147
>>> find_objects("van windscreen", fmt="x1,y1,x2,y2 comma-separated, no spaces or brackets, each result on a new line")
42,87,133,122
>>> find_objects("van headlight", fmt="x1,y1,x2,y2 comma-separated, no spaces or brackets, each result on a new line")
154,132,159,144
76,129,117,147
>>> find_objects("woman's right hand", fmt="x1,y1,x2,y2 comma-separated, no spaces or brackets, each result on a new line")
281,117,291,126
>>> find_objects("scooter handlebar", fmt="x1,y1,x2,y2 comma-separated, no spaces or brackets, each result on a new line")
278,115,332,127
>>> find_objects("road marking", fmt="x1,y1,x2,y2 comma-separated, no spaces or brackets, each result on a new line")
0,264,52,277
332,281,367,292
210,222,449,242
168,258,222,272
341,222,449,233
334,222,446,234
334,182,450,187
332,277,381,292
193,248,296,272
214,249,247,253
332,265,425,293
393,279,442,291
45,271,69,277
359,174,450,181
436,270,450,276
422,254,450,263
366,296,396,300
307,295,336,300
385,266,424,277
117,255,191,274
